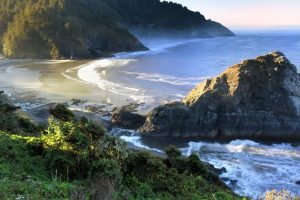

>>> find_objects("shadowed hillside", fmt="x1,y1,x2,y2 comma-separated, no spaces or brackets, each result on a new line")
0,0,234,59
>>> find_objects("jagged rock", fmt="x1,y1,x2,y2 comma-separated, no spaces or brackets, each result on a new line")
140,52,300,141
111,106,146,129
69,99,86,106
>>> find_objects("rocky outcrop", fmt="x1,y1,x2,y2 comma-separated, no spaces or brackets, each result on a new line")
112,106,146,129
140,52,300,141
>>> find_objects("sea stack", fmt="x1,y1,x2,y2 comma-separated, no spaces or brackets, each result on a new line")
140,52,300,141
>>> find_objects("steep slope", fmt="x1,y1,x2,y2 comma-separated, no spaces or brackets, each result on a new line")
0,93,240,199
0,0,234,59
1,0,146,59
140,52,300,141
103,0,234,37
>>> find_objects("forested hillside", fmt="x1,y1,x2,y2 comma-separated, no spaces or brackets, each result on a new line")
103,0,234,37
0,0,234,59
0,0,146,59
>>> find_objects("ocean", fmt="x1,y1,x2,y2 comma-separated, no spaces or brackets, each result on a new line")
0,30,300,197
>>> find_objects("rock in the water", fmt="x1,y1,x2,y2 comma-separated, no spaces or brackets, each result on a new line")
112,106,146,129
140,52,300,141
296,180,300,185
69,99,86,106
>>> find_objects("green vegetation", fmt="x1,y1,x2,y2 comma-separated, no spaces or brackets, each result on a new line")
0,0,233,59
0,92,241,199
0,133,77,199
263,190,300,200
0,0,146,59
0,95,41,135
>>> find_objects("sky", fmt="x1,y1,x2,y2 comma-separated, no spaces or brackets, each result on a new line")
170,0,300,29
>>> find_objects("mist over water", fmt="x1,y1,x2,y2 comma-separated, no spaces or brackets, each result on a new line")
95,30,300,110
0,30,300,197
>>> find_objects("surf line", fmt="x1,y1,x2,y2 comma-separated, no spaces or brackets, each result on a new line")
63,58,151,102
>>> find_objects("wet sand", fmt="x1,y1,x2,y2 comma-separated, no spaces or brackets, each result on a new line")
0,58,142,114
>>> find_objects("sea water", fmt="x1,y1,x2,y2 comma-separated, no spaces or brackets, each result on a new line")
111,128,300,197
0,30,300,197
64,30,300,112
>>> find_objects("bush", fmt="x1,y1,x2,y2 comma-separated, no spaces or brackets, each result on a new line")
165,145,182,159
263,189,299,200
49,104,74,122
0,132,77,199
0,100,40,135
89,159,120,179
0,104,242,199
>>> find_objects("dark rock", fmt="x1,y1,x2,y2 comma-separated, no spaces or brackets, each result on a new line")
214,167,227,175
140,52,300,141
112,106,146,129
221,178,238,186
28,103,59,123
203,163,227,175
85,105,107,113
296,180,300,185
229,179,238,186
69,99,86,106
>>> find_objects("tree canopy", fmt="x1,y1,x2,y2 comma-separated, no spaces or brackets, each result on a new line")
0,0,233,59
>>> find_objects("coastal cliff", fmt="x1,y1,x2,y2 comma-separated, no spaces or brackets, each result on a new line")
139,52,300,141
0,0,233,59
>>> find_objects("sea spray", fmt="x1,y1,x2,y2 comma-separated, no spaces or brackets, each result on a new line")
109,127,300,197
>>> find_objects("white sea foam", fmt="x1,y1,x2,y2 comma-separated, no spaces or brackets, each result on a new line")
108,126,300,197
66,39,202,101
180,140,300,197
120,71,210,86
32,59,74,65
120,135,163,153
61,38,205,103
108,127,300,197
181,141,204,156
61,72,87,84
110,128,163,153
63,58,153,102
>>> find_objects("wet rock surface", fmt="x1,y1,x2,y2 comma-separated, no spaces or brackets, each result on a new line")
111,103,146,129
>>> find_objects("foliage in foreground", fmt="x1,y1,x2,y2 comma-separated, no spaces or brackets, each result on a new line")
0,103,242,199
263,190,299,200
0,95,41,135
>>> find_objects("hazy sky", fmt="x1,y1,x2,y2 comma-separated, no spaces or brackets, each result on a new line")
170,0,300,29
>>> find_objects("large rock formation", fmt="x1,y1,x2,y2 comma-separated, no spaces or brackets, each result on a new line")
140,52,300,140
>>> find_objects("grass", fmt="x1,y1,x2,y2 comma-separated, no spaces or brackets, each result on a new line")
0,132,78,200
0,103,244,199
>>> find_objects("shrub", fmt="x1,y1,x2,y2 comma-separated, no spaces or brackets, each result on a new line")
89,159,120,179
0,104,243,199
49,104,74,122
0,132,77,199
165,145,182,159
0,100,40,135
263,189,299,200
